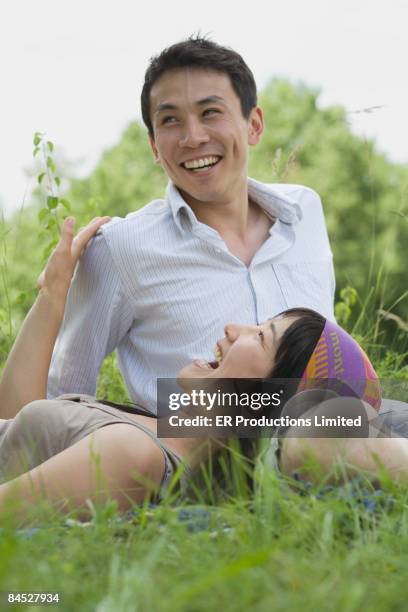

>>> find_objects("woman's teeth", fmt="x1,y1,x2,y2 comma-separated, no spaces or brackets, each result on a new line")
214,347,222,364
193,359,219,370
193,359,213,370
192,346,223,371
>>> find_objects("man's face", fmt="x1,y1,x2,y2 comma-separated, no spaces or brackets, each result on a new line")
148,68,263,208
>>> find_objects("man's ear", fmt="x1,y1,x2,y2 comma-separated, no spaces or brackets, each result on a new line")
248,107,264,146
149,134,161,164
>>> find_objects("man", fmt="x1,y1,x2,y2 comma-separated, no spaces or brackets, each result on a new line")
48,37,335,412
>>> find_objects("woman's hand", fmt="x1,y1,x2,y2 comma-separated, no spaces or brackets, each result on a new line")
0,216,110,418
37,216,111,301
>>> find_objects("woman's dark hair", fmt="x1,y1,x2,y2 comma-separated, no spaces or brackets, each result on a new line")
233,308,326,403
141,35,257,137
269,308,326,379
232,308,326,497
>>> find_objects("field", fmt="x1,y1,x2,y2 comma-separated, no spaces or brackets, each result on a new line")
1,314,408,611
1,278,408,612
2,464,408,611
1,80,408,610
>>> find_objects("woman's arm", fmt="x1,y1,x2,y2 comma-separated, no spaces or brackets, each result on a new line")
0,216,110,418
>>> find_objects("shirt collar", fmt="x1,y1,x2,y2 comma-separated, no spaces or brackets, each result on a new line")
166,181,199,231
166,178,302,232
247,177,302,224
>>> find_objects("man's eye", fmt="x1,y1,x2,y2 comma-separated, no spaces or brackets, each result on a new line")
203,108,220,117
162,116,177,125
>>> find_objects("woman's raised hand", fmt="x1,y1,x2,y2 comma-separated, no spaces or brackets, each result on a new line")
37,216,111,300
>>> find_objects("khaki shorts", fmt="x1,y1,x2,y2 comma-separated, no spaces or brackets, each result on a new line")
0,394,188,496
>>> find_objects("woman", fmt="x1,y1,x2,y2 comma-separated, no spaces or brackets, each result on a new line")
0,218,404,521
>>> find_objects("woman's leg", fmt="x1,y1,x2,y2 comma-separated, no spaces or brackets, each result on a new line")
0,423,165,523
0,397,152,481
280,435,408,484
0,398,87,480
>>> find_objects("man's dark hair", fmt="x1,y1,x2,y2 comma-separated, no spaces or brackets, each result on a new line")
141,36,258,137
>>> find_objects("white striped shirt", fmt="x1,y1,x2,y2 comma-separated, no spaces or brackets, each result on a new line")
47,178,335,412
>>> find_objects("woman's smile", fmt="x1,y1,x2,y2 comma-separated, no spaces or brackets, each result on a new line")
178,315,299,380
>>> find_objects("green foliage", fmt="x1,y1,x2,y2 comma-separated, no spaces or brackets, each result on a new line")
0,79,407,375
334,286,358,327
332,280,408,376
33,132,72,262
96,354,131,404
2,471,408,609
250,79,408,307
68,121,167,221
375,350,408,380
0,216,17,367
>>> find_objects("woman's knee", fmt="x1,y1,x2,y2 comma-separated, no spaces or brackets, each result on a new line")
80,424,166,505
10,400,61,439
85,425,165,489
0,401,59,479
280,435,408,485
3,400,63,461
280,436,347,481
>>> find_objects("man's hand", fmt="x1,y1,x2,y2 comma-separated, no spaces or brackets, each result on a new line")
37,216,111,301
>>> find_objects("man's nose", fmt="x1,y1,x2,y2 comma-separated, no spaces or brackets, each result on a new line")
178,117,210,148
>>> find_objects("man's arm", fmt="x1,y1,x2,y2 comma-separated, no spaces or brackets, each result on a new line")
47,226,134,398
297,185,336,320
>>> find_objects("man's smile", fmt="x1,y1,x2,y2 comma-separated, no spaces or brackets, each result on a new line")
180,155,223,173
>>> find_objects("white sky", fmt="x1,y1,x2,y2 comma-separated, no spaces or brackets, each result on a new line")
1,0,407,216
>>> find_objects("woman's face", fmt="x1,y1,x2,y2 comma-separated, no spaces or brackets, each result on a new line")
178,315,298,380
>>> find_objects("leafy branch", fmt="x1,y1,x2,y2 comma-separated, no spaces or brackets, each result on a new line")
334,286,358,327
33,132,71,260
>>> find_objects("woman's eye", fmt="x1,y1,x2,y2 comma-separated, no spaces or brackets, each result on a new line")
162,116,177,125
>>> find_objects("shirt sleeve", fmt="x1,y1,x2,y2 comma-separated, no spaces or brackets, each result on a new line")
47,231,134,398
313,189,336,321
278,185,337,322
303,186,336,320
329,257,336,320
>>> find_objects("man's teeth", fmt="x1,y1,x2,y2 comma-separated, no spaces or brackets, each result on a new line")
183,156,220,170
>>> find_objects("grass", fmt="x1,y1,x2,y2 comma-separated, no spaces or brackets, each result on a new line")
1,195,408,611
1,291,408,612
2,469,408,611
